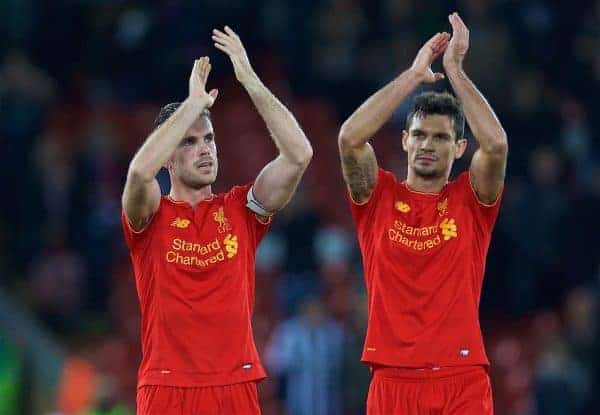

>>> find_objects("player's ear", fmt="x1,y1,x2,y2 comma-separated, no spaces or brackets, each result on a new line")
164,156,174,170
401,130,409,152
455,137,467,159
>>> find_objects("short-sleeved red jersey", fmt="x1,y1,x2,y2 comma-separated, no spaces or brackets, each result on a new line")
349,168,502,368
121,184,270,388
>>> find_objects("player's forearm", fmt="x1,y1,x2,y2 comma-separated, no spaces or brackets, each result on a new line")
128,97,209,181
339,69,422,148
243,77,313,166
446,68,507,153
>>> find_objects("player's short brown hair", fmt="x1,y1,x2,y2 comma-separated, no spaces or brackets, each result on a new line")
153,102,211,129
406,92,465,140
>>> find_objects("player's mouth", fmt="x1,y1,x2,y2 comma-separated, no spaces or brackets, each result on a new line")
416,154,437,162
194,159,214,169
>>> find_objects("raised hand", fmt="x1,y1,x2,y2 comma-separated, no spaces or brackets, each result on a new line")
212,26,258,87
443,12,470,72
189,57,218,107
410,32,451,84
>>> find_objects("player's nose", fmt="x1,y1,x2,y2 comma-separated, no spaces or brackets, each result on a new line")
197,141,211,156
420,136,435,149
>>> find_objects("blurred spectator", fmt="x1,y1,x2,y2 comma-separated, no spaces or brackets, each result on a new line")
504,146,568,311
531,310,593,415
265,296,345,415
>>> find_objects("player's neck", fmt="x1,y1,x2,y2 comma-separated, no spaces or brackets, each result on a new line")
405,170,448,194
169,183,214,208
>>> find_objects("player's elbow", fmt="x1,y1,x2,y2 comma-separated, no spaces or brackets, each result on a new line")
482,131,508,156
299,144,313,167
127,164,155,185
289,142,313,168
338,124,362,150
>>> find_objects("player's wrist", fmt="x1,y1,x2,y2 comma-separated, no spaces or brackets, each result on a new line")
405,67,428,84
444,61,464,76
186,94,212,112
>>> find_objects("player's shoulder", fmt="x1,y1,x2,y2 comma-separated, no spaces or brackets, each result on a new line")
223,183,252,201
374,167,400,193
448,170,471,192
378,167,398,183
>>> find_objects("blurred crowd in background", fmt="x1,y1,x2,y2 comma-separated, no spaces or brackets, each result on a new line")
0,0,599,414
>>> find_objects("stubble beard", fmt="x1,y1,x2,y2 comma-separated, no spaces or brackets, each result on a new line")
179,167,216,190
413,163,443,179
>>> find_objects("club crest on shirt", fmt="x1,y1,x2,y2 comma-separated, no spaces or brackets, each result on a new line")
395,201,411,213
171,217,191,229
437,198,448,216
213,206,232,233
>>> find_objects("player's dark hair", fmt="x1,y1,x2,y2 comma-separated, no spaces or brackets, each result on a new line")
153,102,211,129
406,92,465,140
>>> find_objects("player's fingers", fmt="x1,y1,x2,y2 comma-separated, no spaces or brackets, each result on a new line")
224,25,239,39
209,89,218,99
425,32,441,49
196,58,205,77
449,13,458,32
213,39,232,52
224,26,243,48
212,36,235,51
214,42,231,55
432,33,449,54
199,57,209,75
449,13,466,35
212,29,234,45
453,12,468,30
202,63,212,84
212,29,230,40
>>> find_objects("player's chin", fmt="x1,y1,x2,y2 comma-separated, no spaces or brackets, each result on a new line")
184,174,216,189
413,164,440,178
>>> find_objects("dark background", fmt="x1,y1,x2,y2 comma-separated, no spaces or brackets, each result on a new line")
0,0,598,414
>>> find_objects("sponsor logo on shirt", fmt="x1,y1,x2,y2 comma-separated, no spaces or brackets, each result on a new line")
165,234,239,266
224,234,238,258
171,217,191,229
386,195,461,251
440,218,458,240
213,206,232,233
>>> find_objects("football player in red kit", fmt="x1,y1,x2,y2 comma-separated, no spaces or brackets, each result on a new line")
121,27,312,414
338,13,507,414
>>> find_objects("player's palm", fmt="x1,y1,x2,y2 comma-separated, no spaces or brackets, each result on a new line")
189,57,218,107
212,26,257,86
411,32,450,84
443,13,469,71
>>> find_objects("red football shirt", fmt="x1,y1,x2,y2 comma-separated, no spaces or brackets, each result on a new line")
349,168,502,368
121,184,270,387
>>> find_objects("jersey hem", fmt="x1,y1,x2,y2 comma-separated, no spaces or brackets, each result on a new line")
137,366,267,389
361,357,490,369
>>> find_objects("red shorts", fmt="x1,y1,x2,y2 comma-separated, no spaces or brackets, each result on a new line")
137,382,261,415
367,365,493,415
